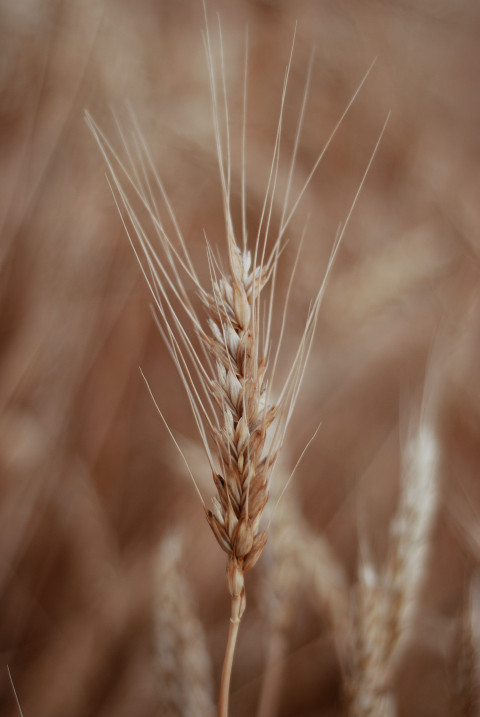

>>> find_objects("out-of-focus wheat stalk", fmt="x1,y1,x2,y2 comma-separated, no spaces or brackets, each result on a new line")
155,534,215,717
349,420,439,715
258,481,348,717
449,506,480,714
448,578,480,716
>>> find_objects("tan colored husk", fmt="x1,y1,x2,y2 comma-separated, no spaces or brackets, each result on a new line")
203,242,276,613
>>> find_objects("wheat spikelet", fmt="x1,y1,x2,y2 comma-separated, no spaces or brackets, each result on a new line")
155,533,215,717
349,421,439,715
205,270,273,599
349,561,397,716
385,423,439,639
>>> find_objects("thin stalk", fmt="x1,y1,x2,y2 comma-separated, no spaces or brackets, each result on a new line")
218,595,242,717
257,631,288,717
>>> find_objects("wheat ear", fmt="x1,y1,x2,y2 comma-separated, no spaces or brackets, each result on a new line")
349,421,439,715
85,11,386,712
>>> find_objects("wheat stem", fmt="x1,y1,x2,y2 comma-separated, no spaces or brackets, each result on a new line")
218,594,243,717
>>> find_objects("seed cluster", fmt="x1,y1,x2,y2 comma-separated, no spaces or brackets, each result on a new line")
203,242,277,616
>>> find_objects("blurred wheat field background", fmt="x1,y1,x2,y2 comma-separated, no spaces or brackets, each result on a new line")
1,1,480,716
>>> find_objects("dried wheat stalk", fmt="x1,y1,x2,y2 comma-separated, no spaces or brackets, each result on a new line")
86,11,387,714
349,422,439,715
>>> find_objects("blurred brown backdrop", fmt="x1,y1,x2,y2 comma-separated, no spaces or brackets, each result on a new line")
1,1,480,715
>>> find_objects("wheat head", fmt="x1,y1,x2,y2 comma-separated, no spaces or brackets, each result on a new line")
86,13,387,715
349,421,439,715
